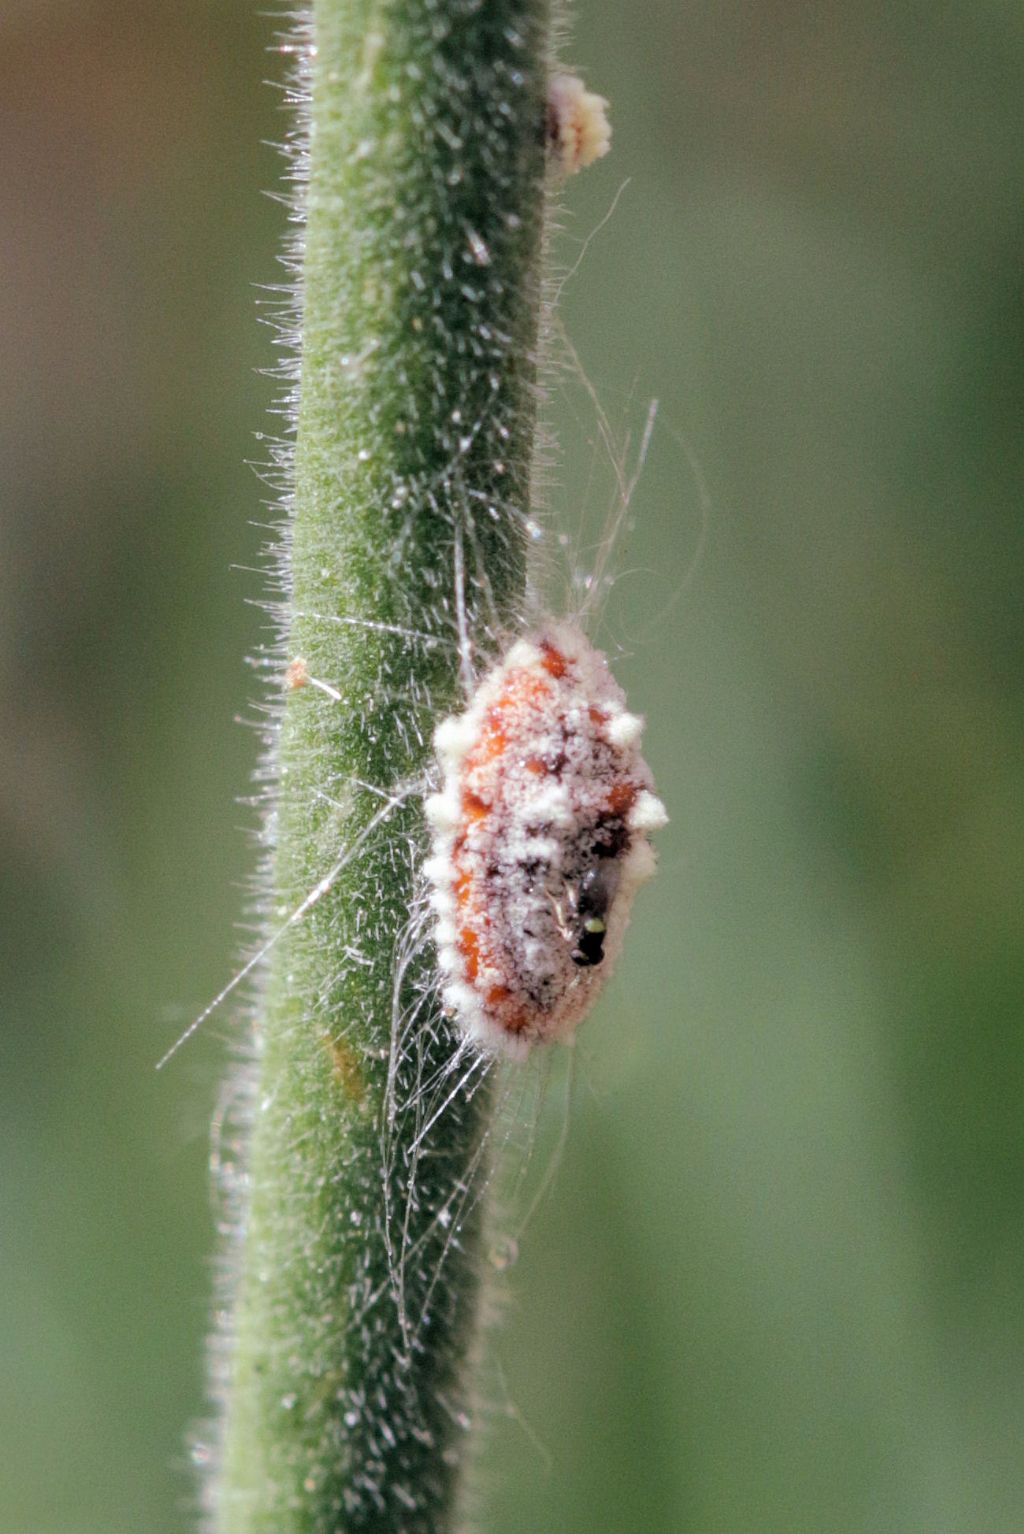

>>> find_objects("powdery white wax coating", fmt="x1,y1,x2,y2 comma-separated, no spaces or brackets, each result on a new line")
426,622,667,1057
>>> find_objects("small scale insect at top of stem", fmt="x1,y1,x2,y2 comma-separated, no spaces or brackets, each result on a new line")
546,72,612,177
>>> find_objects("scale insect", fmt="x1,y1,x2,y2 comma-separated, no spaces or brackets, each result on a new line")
424,622,667,1058
155,390,683,1076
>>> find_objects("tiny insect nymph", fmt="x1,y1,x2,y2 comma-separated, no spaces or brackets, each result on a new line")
424,621,667,1058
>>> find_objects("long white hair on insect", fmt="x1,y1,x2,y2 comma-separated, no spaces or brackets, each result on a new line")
406,338,708,1379
156,355,689,1078
420,317,704,1064
154,61,684,1081
154,353,687,1386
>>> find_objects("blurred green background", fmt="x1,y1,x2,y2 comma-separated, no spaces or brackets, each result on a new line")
3,2,1023,1530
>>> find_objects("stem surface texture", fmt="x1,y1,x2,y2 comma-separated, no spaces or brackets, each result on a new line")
216,2,549,1529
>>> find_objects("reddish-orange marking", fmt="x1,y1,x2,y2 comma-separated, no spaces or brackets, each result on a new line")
476,706,507,759
486,985,528,1033
459,924,480,980
467,670,552,769
447,652,573,1033
607,780,637,815
539,641,567,677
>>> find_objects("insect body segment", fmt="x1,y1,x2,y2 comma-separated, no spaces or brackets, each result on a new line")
425,623,667,1058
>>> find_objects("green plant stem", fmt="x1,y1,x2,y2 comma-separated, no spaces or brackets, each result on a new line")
215,1,549,1529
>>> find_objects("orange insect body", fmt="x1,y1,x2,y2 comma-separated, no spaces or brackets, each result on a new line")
425,623,667,1057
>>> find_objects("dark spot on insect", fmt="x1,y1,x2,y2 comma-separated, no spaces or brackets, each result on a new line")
591,817,629,859
553,863,623,968
572,921,606,967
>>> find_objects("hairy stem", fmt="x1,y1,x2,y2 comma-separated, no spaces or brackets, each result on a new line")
214,2,550,1530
